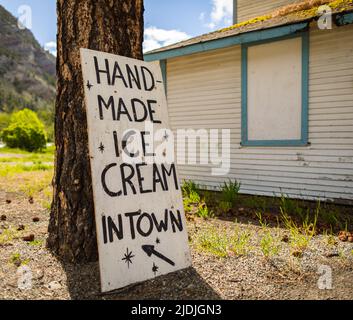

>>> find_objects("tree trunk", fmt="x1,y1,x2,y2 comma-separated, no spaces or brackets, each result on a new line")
47,0,144,262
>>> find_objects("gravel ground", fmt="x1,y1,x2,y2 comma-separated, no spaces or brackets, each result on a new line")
1,191,352,300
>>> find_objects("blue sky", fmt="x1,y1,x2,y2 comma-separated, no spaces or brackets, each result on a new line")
0,0,234,55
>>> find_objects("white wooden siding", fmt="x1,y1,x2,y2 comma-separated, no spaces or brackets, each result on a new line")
237,0,299,23
166,24,353,203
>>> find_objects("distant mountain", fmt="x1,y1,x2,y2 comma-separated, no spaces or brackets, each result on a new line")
0,4,56,113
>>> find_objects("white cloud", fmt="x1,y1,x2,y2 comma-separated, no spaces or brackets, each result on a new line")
44,41,57,56
204,0,233,30
144,27,191,52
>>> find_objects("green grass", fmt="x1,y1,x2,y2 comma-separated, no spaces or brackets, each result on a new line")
0,228,20,245
0,154,54,163
280,207,318,256
220,179,241,207
28,239,44,247
0,145,55,155
0,147,54,209
9,253,30,266
0,162,53,176
260,231,280,259
0,145,54,176
194,225,251,258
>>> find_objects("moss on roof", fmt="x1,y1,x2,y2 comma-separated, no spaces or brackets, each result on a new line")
220,0,353,33
145,0,353,55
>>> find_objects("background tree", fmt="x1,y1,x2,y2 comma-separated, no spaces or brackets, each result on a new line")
47,0,144,262
1,109,47,152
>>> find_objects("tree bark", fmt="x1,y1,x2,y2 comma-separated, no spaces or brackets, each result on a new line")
47,0,144,262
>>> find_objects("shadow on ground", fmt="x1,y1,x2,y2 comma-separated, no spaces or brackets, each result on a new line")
61,262,221,300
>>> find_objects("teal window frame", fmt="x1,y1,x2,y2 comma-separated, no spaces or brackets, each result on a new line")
241,31,309,147
160,59,167,95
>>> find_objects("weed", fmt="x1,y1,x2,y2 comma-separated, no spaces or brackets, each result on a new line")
195,226,229,257
203,190,216,207
10,253,22,266
220,179,240,203
229,227,251,256
183,190,201,213
28,239,43,247
256,211,269,228
325,230,338,247
196,204,214,219
260,231,280,258
320,205,340,228
194,226,251,258
182,180,199,197
219,200,232,213
0,228,20,245
280,207,318,256
280,193,308,221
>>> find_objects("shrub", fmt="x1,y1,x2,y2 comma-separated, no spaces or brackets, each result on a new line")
0,112,11,134
1,109,47,152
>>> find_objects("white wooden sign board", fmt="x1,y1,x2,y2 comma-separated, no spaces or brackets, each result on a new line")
80,48,191,293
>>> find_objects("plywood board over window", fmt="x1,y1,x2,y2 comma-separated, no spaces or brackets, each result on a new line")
241,32,309,147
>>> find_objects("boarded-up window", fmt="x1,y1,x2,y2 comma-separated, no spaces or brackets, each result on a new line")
242,34,308,147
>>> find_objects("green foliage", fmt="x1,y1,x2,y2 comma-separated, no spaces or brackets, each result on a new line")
195,203,214,219
280,193,308,221
182,180,199,197
260,232,280,258
0,228,19,245
229,227,251,256
280,205,318,255
195,226,251,258
219,200,233,213
1,109,47,151
183,190,201,212
9,252,30,266
220,179,241,207
0,162,53,177
28,239,44,247
0,112,10,134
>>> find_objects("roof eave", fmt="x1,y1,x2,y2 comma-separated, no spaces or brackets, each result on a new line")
144,10,353,62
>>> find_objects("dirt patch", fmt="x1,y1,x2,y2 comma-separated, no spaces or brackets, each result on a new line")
1,191,352,300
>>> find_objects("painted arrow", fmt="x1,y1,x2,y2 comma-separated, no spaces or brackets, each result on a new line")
142,245,175,266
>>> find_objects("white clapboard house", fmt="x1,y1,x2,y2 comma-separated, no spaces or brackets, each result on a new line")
144,0,353,204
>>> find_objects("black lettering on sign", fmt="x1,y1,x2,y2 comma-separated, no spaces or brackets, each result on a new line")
153,164,166,192
126,64,142,90
141,66,155,91
136,163,152,194
102,209,184,243
147,100,162,124
112,62,128,87
141,131,156,157
131,98,148,122
136,213,154,237
94,57,111,85
101,163,122,197
100,163,179,197
117,97,133,122
113,131,120,158
162,163,179,190
152,210,169,232
108,215,123,242
125,211,140,240
122,130,139,158
98,95,115,120
120,163,137,195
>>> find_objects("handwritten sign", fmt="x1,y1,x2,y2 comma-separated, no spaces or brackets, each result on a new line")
80,49,191,292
